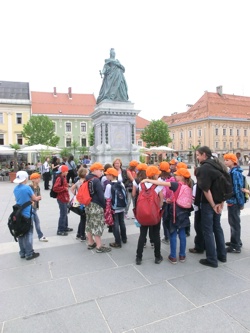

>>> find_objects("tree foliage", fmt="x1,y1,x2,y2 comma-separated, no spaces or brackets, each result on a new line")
89,127,94,146
141,120,172,148
10,143,20,172
21,115,60,146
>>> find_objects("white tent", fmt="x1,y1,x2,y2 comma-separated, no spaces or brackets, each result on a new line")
19,144,61,153
148,146,174,152
0,146,15,155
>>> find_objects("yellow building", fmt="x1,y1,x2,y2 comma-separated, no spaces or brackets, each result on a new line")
162,87,250,162
0,81,31,145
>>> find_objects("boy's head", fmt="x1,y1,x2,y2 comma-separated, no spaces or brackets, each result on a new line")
13,171,29,184
146,166,161,179
176,162,188,169
169,159,177,172
174,168,191,180
136,163,148,171
159,161,170,173
30,173,41,183
90,162,104,177
105,167,118,180
60,165,69,176
224,153,238,168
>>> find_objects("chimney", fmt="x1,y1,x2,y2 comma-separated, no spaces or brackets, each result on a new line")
68,87,72,99
216,85,223,96
53,87,57,97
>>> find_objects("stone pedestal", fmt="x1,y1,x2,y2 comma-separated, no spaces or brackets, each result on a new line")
90,100,140,166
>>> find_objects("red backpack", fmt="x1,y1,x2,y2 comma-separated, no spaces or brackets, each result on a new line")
76,176,97,206
133,183,162,226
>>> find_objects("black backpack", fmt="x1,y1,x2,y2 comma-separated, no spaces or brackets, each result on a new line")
8,201,32,242
204,160,233,202
50,174,63,198
111,182,127,210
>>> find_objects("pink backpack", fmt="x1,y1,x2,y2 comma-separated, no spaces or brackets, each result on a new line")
174,183,192,208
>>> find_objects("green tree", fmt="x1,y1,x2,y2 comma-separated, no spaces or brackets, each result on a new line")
10,143,20,172
60,147,71,161
21,115,60,146
191,144,200,167
89,127,94,146
70,140,79,156
141,120,172,148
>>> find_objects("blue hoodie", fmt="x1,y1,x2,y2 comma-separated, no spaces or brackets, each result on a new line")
226,166,245,206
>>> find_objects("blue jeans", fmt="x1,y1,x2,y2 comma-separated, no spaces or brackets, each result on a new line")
32,208,43,239
201,203,226,265
170,227,186,258
227,204,241,250
113,211,127,245
57,200,68,232
18,224,33,258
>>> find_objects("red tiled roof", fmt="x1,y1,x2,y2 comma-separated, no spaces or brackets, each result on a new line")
31,91,96,116
162,92,250,125
136,115,150,129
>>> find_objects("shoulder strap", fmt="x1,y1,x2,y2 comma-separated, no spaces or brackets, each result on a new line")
141,183,146,191
21,201,32,210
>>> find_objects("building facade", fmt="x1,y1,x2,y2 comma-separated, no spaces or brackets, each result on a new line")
162,87,250,162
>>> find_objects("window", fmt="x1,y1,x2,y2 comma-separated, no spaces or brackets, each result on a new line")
80,122,86,132
237,141,240,148
244,129,247,136
230,129,233,136
65,122,72,132
223,141,226,149
0,134,4,145
181,144,183,150
66,138,71,147
198,129,202,137
172,133,175,139
215,142,218,149
223,129,226,136
137,140,143,146
230,142,233,149
17,134,23,145
16,113,22,124
180,132,183,139
81,138,86,147
237,129,240,136
0,113,3,124
215,128,219,136
188,130,192,138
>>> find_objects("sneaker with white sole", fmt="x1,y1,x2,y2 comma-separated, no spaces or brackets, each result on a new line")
96,246,111,253
125,214,130,219
39,236,48,242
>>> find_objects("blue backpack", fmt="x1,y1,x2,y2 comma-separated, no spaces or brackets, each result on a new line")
111,182,127,210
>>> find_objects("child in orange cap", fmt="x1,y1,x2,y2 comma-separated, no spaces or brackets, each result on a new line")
223,153,244,253
125,160,139,219
142,167,193,264
135,166,164,265
29,173,48,242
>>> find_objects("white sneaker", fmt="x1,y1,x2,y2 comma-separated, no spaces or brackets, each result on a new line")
39,236,48,242
125,214,130,219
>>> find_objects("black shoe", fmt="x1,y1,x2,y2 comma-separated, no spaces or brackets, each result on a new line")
26,252,40,260
218,256,227,263
226,246,241,253
66,227,73,232
136,257,142,265
225,242,231,246
155,255,163,264
189,248,204,254
199,259,218,268
57,231,68,236
122,239,127,244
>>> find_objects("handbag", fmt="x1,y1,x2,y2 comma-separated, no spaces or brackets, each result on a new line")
68,193,85,216
104,198,114,226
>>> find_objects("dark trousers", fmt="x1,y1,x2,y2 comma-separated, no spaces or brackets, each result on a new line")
113,211,127,245
43,172,50,190
136,222,161,260
77,213,86,237
228,204,242,250
194,210,205,251
162,202,170,240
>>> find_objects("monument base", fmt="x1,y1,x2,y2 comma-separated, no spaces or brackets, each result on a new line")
90,100,141,166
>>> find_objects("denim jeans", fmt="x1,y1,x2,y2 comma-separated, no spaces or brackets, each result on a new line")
201,203,226,265
18,224,33,258
57,199,68,232
136,222,161,259
32,208,43,239
113,211,127,245
228,204,241,250
170,227,186,258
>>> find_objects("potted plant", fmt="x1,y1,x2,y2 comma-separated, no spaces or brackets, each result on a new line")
9,143,20,182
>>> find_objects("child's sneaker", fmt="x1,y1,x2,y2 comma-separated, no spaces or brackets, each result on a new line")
155,255,163,264
168,255,177,264
39,236,48,242
179,255,186,263
87,242,96,249
80,235,86,241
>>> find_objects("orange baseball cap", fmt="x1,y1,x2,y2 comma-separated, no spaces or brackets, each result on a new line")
90,162,104,171
174,168,191,179
61,165,69,173
146,166,161,178
30,173,41,180
105,167,118,177
169,159,177,165
176,162,188,169
137,163,148,171
223,153,238,164
159,161,170,172
129,160,139,167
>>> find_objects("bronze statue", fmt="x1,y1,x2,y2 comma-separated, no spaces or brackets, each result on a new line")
97,48,129,104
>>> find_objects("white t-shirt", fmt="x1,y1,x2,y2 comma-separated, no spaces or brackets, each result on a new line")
138,182,163,194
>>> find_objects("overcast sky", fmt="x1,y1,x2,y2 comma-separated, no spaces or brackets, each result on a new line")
1,0,250,121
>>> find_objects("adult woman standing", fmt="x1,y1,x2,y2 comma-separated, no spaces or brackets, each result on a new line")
43,157,51,190
51,156,60,183
66,155,77,185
